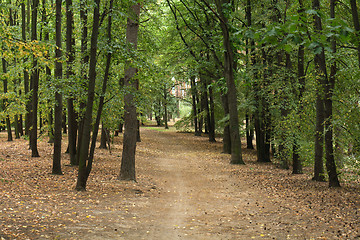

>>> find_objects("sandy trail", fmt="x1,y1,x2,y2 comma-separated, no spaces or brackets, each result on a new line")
104,129,273,240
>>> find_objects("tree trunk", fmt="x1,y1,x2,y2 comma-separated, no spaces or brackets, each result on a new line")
324,0,340,187
99,125,108,149
292,0,305,174
14,115,20,139
196,88,202,134
245,0,254,150
137,119,141,142
261,49,272,163
312,0,326,181
119,3,141,181
88,0,113,164
66,0,77,166
163,87,169,129
41,0,53,144
75,0,89,165
190,76,199,135
22,1,30,137
62,112,67,134
245,114,254,149
221,93,231,154
19,114,24,136
201,71,215,142
52,0,63,175
2,59,13,142
75,0,101,191
30,0,40,157
215,0,244,164
208,84,216,142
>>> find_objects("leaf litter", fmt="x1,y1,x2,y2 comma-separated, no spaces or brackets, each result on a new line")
0,128,359,239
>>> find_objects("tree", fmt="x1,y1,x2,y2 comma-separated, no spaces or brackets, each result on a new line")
76,0,101,191
324,0,340,187
52,0,63,175
75,0,89,166
30,0,40,157
88,0,114,166
2,59,12,142
292,0,305,175
312,0,326,182
213,0,244,164
22,0,31,137
66,0,77,166
119,3,141,181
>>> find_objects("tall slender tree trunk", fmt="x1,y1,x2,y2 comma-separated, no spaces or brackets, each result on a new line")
163,87,169,129
324,0,340,187
41,0,53,144
22,1,30,136
215,0,244,164
201,71,215,142
245,0,254,150
279,53,293,169
245,114,254,149
76,0,89,165
292,0,305,174
52,0,63,175
2,59,13,142
119,3,141,181
66,0,77,165
208,84,216,142
30,0,40,157
89,0,114,161
312,0,326,181
197,90,203,134
190,76,199,135
260,49,272,163
75,0,101,191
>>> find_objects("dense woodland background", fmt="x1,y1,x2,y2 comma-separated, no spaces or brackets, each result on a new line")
0,0,360,190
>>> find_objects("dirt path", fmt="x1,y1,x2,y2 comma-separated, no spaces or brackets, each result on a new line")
1,127,359,239
62,128,360,240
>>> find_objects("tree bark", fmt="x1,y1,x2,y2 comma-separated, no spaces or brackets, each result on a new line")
22,1,30,137
66,0,77,166
75,0,89,165
119,3,141,181
292,0,305,174
190,76,199,135
324,0,340,187
2,59,13,142
41,0,53,144
30,0,40,157
245,114,254,149
88,0,113,164
312,0,326,181
215,0,244,164
75,0,101,191
99,125,108,149
52,0,63,175
245,0,254,150
163,87,169,129
208,84,216,142
221,93,231,154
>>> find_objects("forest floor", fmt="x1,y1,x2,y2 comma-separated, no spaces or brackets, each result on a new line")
0,126,360,240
